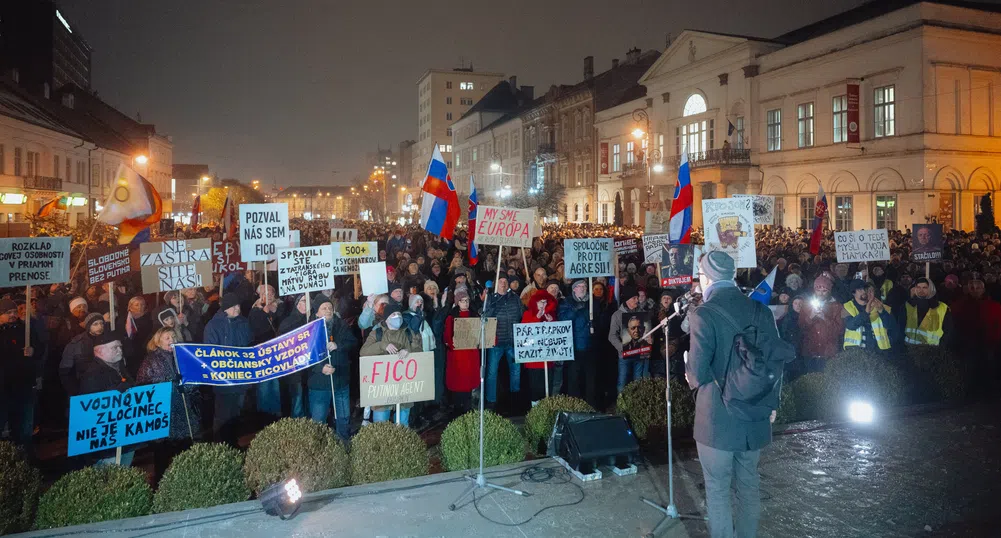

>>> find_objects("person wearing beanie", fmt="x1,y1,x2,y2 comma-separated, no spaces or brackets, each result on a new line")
558,279,598,407
388,282,405,310
204,286,251,445
608,284,649,393
896,276,954,348
307,292,357,440
841,280,896,353
0,297,41,449
58,312,105,396
360,294,422,425
444,285,479,414
798,272,844,372
483,274,525,411
251,285,286,419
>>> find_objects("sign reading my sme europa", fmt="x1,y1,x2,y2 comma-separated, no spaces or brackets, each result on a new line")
475,206,536,248
564,238,613,278
239,203,289,262
139,239,213,293
0,237,71,287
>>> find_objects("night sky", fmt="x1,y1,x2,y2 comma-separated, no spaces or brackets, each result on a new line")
59,0,879,187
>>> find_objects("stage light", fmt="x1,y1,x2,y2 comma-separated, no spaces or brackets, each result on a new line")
260,478,302,519
848,400,874,424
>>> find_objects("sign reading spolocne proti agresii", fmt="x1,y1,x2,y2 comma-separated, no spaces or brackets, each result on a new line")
564,238,613,278
67,382,172,456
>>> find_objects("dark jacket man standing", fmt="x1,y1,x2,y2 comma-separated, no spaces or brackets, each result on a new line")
205,294,252,445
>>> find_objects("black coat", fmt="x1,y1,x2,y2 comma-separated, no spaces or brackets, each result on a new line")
308,316,358,391
0,320,42,396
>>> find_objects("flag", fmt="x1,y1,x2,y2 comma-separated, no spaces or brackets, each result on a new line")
221,192,236,240
669,149,693,244
126,313,137,339
809,185,828,255
749,266,777,305
37,196,68,217
98,165,162,245
419,145,460,240
727,120,736,137
468,176,479,266
191,195,201,231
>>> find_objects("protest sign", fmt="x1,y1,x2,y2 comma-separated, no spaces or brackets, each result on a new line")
661,244,695,287
703,197,756,268
692,245,704,281
734,194,775,225
359,351,435,407
239,203,290,262
911,223,943,262
614,238,638,257
619,311,652,360
642,234,670,264
67,382,171,457
0,237,71,287
277,245,336,296
139,239,213,293
564,238,613,278
475,206,536,248
835,229,890,263
453,317,497,350
330,228,358,242
174,319,329,385
330,242,378,275
289,230,300,248
85,245,134,287
359,261,388,295
212,241,246,274
514,321,574,363
645,211,670,234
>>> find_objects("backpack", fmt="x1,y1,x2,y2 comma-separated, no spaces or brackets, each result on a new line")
700,302,795,422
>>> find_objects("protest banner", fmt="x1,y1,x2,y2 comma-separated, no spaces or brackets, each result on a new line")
475,206,536,248
330,228,358,242
238,203,290,262
614,238,638,256
702,197,756,268
359,261,388,295
564,238,613,278
0,237,71,287
174,318,329,385
330,241,378,275
619,311,653,360
139,239,213,293
661,244,695,287
85,245,134,287
359,351,435,407
642,234,670,264
277,245,336,296
453,317,497,350
734,194,776,225
67,382,171,457
212,241,246,274
835,229,890,263
513,321,574,363
645,211,670,234
911,223,943,262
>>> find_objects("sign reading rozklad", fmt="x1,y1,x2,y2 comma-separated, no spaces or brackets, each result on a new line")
0,237,71,287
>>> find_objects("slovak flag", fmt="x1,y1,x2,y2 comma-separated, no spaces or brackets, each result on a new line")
419,145,460,240
221,192,236,240
669,149,693,244
98,164,162,245
809,185,828,255
468,176,479,266
191,195,201,232
749,266,777,305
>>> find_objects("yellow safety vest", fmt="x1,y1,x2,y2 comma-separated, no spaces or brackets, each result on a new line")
878,280,893,302
904,302,948,345
843,301,891,350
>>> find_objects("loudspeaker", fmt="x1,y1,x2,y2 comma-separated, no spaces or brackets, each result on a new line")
550,412,640,475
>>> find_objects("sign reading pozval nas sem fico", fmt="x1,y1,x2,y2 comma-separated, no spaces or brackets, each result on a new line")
239,203,290,262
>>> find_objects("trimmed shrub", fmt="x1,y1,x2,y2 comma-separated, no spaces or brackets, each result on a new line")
153,443,250,513
789,372,830,421
907,345,967,402
825,349,907,416
0,441,40,535
34,465,151,530
774,381,797,424
350,422,429,485
524,395,594,454
244,418,349,496
440,410,525,472
616,377,695,440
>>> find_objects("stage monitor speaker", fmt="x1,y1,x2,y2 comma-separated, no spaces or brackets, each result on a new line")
549,412,640,475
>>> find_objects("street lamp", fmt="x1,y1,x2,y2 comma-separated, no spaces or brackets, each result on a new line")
134,155,148,165
632,108,662,217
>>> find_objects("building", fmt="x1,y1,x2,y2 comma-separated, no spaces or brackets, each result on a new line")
397,140,416,218
0,0,92,92
171,164,211,214
273,186,353,220
411,67,505,187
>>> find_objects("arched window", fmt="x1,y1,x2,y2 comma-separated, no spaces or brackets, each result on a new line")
584,203,590,222
683,94,707,117
574,203,580,221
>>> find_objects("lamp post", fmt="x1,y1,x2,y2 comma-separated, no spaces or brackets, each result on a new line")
632,108,663,219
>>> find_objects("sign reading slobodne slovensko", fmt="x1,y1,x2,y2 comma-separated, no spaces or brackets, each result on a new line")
475,206,536,248
514,321,574,363
359,351,435,407
277,245,336,296
564,238,613,278
834,229,890,263
67,382,171,456
330,242,378,275
139,239,213,293
239,203,290,262
86,245,134,287
0,237,71,287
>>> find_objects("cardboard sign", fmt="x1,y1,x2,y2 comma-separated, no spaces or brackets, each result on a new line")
212,241,246,274
277,245,336,296
330,242,378,275
642,234,670,264
453,317,497,350
661,244,694,287
139,239,213,293
359,351,435,407
702,198,756,268
564,238,613,278
67,382,171,456
835,229,890,263
0,237,71,287
475,206,536,248
239,203,290,262
614,238,638,256
645,211,671,234
330,228,358,242
513,321,574,363
911,223,943,262
734,194,775,225
619,311,652,360
85,245,134,287
359,261,388,295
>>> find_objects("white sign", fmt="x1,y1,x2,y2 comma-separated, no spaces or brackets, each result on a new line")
0,237,71,287
359,261,388,295
692,245,703,281
359,351,435,407
239,203,290,262
513,321,574,363
702,198,756,268
475,206,536,248
734,194,776,225
277,245,336,296
642,234,670,264
564,238,613,278
289,230,301,248
138,239,213,293
835,229,890,263
330,228,358,242
330,242,378,275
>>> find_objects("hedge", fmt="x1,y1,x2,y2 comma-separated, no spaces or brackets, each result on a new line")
789,372,830,421
907,345,967,402
774,382,797,425
439,410,525,472
153,443,250,513
34,465,152,530
825,349,907,416
616,377,695,440
244,418,350,496
524,395,595,455
0,441,40,535
350,422,429,485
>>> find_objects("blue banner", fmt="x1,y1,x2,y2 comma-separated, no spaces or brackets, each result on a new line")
68,382,172,457
174,318,329,386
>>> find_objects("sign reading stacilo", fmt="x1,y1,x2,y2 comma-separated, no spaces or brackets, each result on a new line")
330,242,378,275
0,237,71,287
835,229,890,263
212,241,246,274
174,319,329,385
277,245,336,296
703,197,756,268
67,382,172,457
139,239,213,294
514,321,574,363
359,351,435,407
239,203,290,262
475,206,536,248
642,234,670,264
86,245,134,287
911,223,943,262
564,238,613,278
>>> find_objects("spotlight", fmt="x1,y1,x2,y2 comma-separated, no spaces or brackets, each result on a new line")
848,400,874,424
810,298,821,309
260,478,302,519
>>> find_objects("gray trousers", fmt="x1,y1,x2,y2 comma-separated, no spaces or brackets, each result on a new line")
696,442,762,538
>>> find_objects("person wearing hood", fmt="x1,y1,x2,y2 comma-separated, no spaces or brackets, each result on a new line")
521,290,557,405
80,333,135,466
543,279,566,394
156,292,195,342
841,280,897,354
558,279,597,406
360,304,423,424
798,273,844,373
609,286,650,393
0,298,41,449
896,277,954,348
118,296,153,378
444,288,480,414
868,264,894,303
308,294,358,440
156,306,192,344
59,312,105,397
205,293,252,444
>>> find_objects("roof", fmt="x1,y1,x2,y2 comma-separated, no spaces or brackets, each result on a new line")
274,185,353,197
0,78,82,138
592,50,660,111
460,80,533,121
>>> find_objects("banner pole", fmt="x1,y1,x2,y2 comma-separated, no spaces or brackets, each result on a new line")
588,277,594,334
108,287,116,332
395,403,401,425
24,284,31,351
925,261,930,281
174,352,195,442
521,247,530,281
115,446,122,465
543,362,549,399
263,261,269,300
494,246,503,292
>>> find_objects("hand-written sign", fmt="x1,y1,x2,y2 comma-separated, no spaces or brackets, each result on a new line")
564,238,613,278
139,239,213,293
212,241,246,274
0,237,71,287
277,245,336,296
359,351,435,407
85,245,134,287
239,203,290,262
734,194,775,225
330,228,358,242
703,197,756,268
330,242,378,275
642,234,670,264
835,229,890,263
67,382,171,457
453,317,497,350
475,206,536,248
514,321,574,363
614,238,639,257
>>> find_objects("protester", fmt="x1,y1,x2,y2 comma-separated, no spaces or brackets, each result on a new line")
483,274,524,411
360,305,422,424
797,273,844,373
0,298,41,450
609,286,650,392
307,294,357,441
58,313,105,397
521,289,557,406
898,277,954,348
444,288,480,414
951,278,1001,390
204,293,252,444
249,284,283,418
558,279,597,406
841,280,896,354
80,333,135,466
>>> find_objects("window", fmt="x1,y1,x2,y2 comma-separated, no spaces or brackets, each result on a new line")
773,197,784,227
658,134,664,161
575,161,583,186
834,195,853,230
767,109,782,151
446,128,452,137
626,141,635,164
66,158,71,182
800,196,815,230
735,117,745,149
875,195,897,229
53,155,60,178
78,162,86,185
472,148,478,161
446,112,452,121
454,152,461,167
683,94,707,116
14,148,22,176
797,102,814,147
584,160,591,185
584,203,590,221
874,85,895,138
678,119,714,154
446,97,452,105
446,81,452,89
439,144,452,153
833,95,848,143
460,97,473,105
446,161,451,168
460,81,474,90
92,164,100,187
701,183,715,200
612,144,620,172
26,151,39,177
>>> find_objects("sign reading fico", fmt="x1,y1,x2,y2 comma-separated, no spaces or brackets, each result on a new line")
359,352,435,407
239,203,289,262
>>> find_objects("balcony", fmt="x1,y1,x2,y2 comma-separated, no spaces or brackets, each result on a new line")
536,143,557,163
621,161,646,178
22,176,63,191
667,148,751,169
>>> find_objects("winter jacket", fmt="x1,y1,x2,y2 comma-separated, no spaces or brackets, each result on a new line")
308,315,358,390
359,321,423,411
248,304,283,345
59,331,97,396
521,290,557,370
951,295,1001,351
79,357,133,395
484,290,523,346
608,302,645,358
203,311,252,348
137,348,201,440
558,295,593,352
798,297,844,359
444,310,479,392
0,320,42,396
